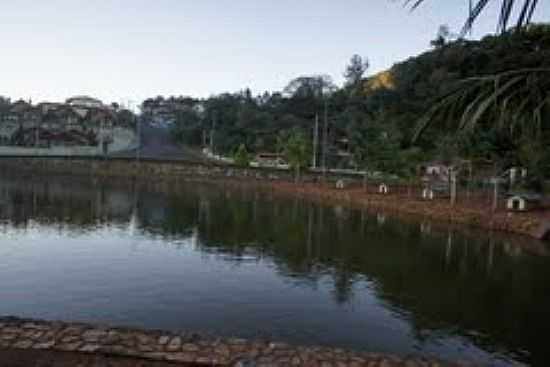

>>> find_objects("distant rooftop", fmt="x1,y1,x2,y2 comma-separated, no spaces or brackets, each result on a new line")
66,96,104,108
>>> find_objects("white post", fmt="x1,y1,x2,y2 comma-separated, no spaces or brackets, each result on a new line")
450,169,457,206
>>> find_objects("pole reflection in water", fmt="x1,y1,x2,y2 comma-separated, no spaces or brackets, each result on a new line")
0,173,549,367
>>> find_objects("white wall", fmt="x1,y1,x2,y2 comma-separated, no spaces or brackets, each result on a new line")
0,128,137,156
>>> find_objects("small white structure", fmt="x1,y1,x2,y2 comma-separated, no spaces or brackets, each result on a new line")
252,153,289,169
378,183,389,194
335,179,346,189
66,96,104,109
422,188,435,200
506,193,542,212
509,167,528,186
421,162,450,182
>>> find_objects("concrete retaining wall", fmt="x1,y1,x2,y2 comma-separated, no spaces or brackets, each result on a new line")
0,128,137,157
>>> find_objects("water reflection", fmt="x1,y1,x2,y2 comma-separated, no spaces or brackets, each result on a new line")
0,174,549,366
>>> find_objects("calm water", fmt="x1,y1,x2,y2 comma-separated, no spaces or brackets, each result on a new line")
1,174,549,366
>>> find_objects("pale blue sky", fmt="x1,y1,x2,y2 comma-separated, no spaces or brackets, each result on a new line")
1,1,548,106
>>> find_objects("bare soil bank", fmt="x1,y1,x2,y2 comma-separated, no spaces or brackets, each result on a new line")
219,179,550,241
0,156,548,240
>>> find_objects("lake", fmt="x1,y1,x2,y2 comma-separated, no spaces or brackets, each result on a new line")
0,173,549,366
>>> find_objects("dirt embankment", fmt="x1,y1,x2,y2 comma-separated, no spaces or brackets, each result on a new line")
222,179,548,240
0,156,547,240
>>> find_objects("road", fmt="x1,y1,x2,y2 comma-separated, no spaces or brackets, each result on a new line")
110,119,208,162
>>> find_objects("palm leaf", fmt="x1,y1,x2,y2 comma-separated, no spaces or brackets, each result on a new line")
412,68,550,142
406,0,540,35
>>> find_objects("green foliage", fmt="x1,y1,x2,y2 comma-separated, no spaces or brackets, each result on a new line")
283,75,336,100
350,115,402,174
116,109,136,128
413,68,550,142
397,147,425,179
430,25,453,49
517,133,549,190
233,144,251,168
277,129,311,170
0,96,10,119
344,55,369,88
153,23,550,182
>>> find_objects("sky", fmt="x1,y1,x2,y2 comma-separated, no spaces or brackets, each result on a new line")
1,0,549,108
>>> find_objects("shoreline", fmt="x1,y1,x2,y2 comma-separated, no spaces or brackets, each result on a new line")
216,178,548,241
0,316,468,367
0,156,548,241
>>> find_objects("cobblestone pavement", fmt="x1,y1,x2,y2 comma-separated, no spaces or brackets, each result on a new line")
0,317,472,367
0,349,185,367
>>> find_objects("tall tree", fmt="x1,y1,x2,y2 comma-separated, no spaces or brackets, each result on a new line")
283,75,336,100
344,55,369,88
430,25,452,48
277,129,312,183
0,96,11,119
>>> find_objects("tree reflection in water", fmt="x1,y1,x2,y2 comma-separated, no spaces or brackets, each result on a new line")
0,173,549,366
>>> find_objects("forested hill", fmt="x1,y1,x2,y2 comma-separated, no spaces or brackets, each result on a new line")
143,24,550,176
361,23,550,144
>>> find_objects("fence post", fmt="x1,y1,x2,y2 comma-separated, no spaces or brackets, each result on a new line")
450,170,457,206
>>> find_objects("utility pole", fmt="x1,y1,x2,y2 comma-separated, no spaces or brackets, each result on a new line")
35,113,40,153
210,113,216,155
492,178,500,212
322,98,329,178
312,114,319,169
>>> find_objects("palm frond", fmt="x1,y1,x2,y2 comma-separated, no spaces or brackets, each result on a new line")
412,68,550,142
407,0,540,35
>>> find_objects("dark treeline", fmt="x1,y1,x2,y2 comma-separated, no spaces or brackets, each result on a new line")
141,24,550,185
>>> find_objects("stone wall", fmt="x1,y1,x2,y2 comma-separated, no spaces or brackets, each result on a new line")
0,317,464,366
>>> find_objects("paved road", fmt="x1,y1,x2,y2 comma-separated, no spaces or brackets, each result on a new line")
110,120,208,162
